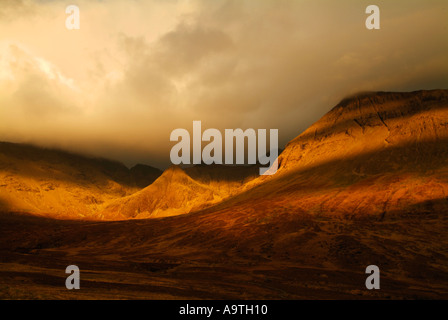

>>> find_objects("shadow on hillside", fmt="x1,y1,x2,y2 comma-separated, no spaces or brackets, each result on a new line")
0,141,161,188
286,90,448,145
197,135,448,216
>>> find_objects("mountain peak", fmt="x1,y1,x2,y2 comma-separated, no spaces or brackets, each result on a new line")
278,89,448,173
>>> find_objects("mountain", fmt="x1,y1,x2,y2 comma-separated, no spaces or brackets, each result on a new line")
222,89,448,218
1,89,448,299
279,89,448,173
112,89,448,220
0,142,162,219
2,89,447,221
101,164,259,219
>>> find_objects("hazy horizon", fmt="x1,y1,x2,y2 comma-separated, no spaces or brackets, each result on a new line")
1,0,447,169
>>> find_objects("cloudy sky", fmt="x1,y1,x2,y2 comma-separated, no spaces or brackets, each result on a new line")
0,0,447,168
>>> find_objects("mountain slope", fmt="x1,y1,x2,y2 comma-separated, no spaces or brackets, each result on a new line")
1,89,448,299
208,89,448,218
101,164,259,219
0,142,162,219
278,89,448,173
2,89,447,221
96,89,448,220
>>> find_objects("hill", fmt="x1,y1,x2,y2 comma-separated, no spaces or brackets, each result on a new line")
1,89,448,299
234,89,448,218
101,164,259,219
0,142,162,219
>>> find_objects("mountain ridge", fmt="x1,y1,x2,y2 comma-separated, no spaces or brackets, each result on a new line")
205,89,448,219
1,89,447,220
1,89,448,299
0,141,162,219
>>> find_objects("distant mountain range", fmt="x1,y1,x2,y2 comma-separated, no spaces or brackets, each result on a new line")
1,89,447,221
0,142,161,219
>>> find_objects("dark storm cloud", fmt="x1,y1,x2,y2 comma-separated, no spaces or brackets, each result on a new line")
0,0,447,168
